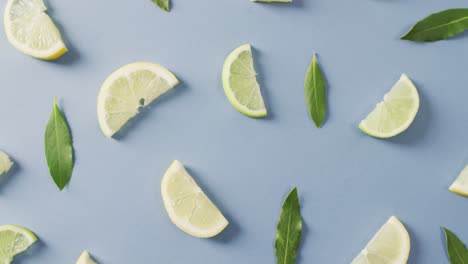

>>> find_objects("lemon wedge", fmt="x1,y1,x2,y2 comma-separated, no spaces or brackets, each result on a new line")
4,0,67,60
161,160,228,238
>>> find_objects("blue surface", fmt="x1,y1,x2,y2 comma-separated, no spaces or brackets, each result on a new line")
0,0,467,263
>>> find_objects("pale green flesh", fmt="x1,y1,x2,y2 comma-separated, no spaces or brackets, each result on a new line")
352,217,409,264
103,70,170,132
360,75,419,138
224,47,266,115
0,227,36,264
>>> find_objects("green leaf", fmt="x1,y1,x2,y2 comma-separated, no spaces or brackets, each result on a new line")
152,0,170,12
44,97,74,191
443,227,468,264
401,8,468,42
275,187,302,264
304,53,327,128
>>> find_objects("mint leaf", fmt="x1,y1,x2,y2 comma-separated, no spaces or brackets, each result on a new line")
152,0,170,12
275,187,302,264
44,97,74,190
443,227,468,263
304,53,327,128
401,9,468,42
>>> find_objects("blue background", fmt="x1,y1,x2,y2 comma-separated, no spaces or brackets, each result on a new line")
0,0,467,263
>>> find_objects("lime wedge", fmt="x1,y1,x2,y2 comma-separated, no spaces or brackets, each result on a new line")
352,216,410,264
161,160,228,238
222,44,267,118
359,74,419,138
76,251,96,264
0,151,13,175
0,225,37,264
449,166,468,197
4,0,67,60
97,62,179,137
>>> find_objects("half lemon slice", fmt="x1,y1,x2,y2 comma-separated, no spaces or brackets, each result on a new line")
352,216,410,264
359,74,419,138
97,62,179,137
161,160,228,238
4,0,67,60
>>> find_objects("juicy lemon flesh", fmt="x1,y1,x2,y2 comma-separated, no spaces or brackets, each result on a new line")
359,74,419,138
0,225,37,264
97,62,179,137
161,160,228,238
352,216,410,264
76,251,96,264
4,0,67,60
449,166,468,197
0,152,13,175
222,44,267,118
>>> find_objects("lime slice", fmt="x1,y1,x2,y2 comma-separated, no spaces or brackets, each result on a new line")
222,44,267,118
359,74,419,138
0,225,37,264
4,0,67,60
97,62,179,137
161,160,228,238
449,166,468,197
0,152,13,175
352,216,410,264
76,251,96,264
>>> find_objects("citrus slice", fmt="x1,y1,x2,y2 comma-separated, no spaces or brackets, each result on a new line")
359,74,419,138
4,0,68,60
97,62,179,137
449,166,468,197
0,225,37,264
0,151,13,175
352,216,410,264
76,251,96,264
222,44,267,118
161,160,228,238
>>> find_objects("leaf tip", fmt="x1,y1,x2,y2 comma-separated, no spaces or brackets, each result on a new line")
290,186,299,196
313,119,323,128
442,227,452,235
